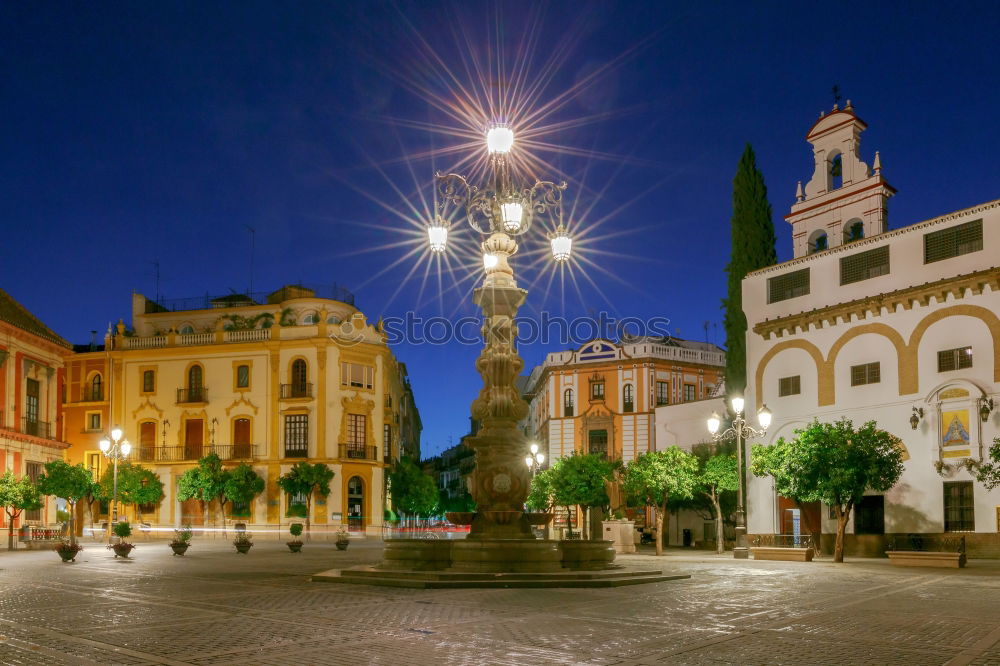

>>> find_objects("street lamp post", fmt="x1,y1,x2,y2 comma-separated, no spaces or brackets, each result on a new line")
524,442,545,477
429,123,570,540
99,426,131,543
707,396,771,559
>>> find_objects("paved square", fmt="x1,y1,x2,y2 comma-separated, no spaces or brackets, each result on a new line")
2,538,999,665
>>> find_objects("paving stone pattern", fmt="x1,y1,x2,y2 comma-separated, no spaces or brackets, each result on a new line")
1,539,999,665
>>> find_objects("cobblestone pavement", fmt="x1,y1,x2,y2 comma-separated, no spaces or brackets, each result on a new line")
2,537,999,665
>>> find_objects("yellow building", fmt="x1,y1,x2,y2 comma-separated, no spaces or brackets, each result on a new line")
63,284,420,537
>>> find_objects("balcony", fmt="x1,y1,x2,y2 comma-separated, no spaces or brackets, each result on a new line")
19,418,53,440
280,383,313,399
339,443,378,461
136,444,259,462
78,386,104,402
284,443,308,458
176,387,208,404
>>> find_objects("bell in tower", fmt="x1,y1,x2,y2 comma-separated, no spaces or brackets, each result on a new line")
786,101,896,258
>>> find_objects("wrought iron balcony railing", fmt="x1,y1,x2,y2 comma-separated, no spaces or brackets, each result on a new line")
751,534,814,549
79,387,104,402
284,443,308,458
176,387,208,404
280,383,313,399
339,443,378,461
137,444,260,462
21,418,53,440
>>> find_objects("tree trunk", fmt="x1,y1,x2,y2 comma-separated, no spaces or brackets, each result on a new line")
7,509,16,551
305,493,312,540
712,492,724,555
81,497,93,536
216,496,227,539
833,501,852,563
68,500,77,548
203,500,209,533
564,506,574,538
654,505,664,556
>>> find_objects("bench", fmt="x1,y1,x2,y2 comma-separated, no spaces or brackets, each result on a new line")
750,534,815,562
886,535,966,568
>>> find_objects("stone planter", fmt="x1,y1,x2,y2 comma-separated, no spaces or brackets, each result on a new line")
525,512,555,526
234,542,253,554
56,544,82,562
751,546,813,562
111,543,134,559
886,551,966,568
335,540,349,551
287,541,303,553
170,542,190,556
601,520,636,553
445,512,476,525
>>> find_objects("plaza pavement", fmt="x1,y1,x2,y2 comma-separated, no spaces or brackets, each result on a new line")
1,536,999,665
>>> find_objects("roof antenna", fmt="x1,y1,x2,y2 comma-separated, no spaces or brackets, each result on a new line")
831,84,842,109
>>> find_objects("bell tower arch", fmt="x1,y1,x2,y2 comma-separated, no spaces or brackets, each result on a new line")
786,101,896,258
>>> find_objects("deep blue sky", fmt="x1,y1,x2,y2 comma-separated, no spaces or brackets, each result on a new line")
3,2,998,457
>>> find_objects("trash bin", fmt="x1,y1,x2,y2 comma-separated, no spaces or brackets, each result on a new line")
683,528,692,547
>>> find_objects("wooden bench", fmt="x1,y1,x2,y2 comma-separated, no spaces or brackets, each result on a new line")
886,551,966,568
751,546,814,562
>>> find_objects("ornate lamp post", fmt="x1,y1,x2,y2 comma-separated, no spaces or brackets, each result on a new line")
429,123,570,542
707,396,771,559
98,426,131,543
525,442,545,477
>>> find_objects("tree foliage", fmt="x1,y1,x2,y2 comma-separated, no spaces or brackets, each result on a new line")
96,461,164,523
974,438,1000,490
223,463,265,513
176,454,228,529
277,461,334,537
548,453,617,539
37,461,95,547
722,143,777,397
622,448,699,555
0,471,42,551
388,458,438,520
751,418,904,563
698,453,738,554
525,468,556,512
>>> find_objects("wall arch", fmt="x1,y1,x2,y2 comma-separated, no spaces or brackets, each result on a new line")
908,305,1000,383
754,340,826,409
826,323,911,397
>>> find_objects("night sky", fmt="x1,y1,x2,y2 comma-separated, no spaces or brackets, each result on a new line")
3,2,999,457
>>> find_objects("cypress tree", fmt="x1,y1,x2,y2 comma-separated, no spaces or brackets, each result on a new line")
722,144,777,398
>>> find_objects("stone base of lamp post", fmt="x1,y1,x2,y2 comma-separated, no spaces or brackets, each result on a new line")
734,527,750,559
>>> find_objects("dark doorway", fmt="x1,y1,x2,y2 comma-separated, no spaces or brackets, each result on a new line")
347,476,364,532
854,495,885,535
185,419,203,460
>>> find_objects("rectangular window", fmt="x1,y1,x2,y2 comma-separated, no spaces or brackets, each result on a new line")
341,362,374,389
236,364,250,388
924,219,983,264
86,453,101,479
850,362,880,386
840,245,890,285
943,481,975,531
283,414,308,457
142,370,155,393
591,382,605,400
87,412,102,431
656,381,669,406
938,346,973,373
347,414,366,447
767,268,810,304
588,430,608,458
683,384,696,402
778,376,801,397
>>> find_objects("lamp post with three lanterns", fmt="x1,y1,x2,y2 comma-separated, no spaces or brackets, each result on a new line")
707,396,772,559
98,426,131,543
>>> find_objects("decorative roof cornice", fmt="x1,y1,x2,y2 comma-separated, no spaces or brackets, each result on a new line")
747,198,1000,279
752,266,1000,340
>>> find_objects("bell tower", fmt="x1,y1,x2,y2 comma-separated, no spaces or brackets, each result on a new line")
786,101,896,258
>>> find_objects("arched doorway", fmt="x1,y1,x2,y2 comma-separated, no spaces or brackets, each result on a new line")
347,476,364,532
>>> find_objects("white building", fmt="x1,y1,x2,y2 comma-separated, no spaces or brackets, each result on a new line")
744,103,1000,556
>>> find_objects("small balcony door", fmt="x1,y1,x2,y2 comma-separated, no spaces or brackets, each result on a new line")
139,422,156,462
185,419,204,460
233,418,251,458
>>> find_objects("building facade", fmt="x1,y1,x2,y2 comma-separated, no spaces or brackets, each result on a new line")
744,104,1000,556
63,284,420,537
0,289,73,534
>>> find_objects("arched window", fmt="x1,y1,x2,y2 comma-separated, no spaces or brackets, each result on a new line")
623,383,634,413
564,388,574,417
179,324,195,335
809,230,828,254
302,312,318,325
90,373,103,401
844,221,864,243
347,476,365,531
188,365,203,390
291,359,308,396
830,153,843,190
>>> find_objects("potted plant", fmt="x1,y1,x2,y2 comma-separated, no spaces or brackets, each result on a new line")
335,527,350,550
233,531,253,554
109,521,135,558
170,524,193,556
55,539,83,562
287,523,303,553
